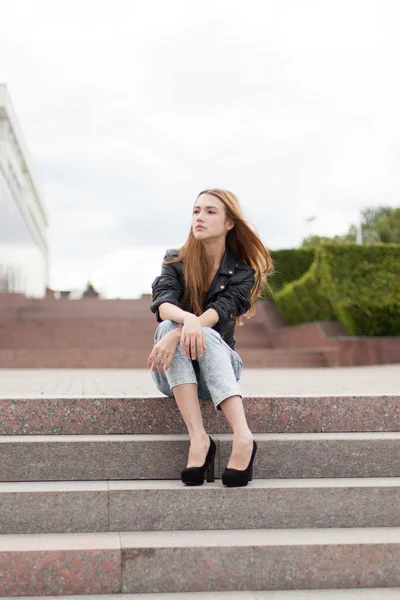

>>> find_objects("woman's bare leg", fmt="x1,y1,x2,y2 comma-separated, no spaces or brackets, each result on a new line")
219,395,254,470
172,383,210,468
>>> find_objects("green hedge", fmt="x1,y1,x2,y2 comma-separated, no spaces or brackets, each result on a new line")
266,248,315,293
275,244,400,336
273,253,336,323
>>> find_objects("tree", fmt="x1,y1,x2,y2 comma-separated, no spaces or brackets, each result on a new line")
82,281,100,298
300,206,399,248
374,207,400,244
301,234,343,249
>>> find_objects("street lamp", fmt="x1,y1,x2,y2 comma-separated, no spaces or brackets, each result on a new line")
305,215,317,240
356,210,363,244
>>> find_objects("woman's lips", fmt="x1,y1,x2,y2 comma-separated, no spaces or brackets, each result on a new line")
195,225,205,230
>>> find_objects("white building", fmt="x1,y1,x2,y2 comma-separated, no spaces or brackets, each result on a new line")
0,84,48,297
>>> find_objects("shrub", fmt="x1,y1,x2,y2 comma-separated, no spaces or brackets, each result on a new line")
275,250,336,324
319,244,400,335
275,244,400,336
265,248,315,294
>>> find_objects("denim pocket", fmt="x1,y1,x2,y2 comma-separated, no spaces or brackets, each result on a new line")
233,353,243,380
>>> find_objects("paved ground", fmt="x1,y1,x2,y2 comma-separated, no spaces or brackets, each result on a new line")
0,365,398,398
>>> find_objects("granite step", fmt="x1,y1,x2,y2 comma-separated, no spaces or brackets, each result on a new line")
1,394,399,436
0,348,148,369
12,590,400,600
1,528,400,595
0,319,156,347
2,478,400,534
1,433,400,481
0,347,335,368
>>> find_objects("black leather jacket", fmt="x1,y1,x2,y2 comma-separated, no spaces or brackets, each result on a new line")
150,247,255,350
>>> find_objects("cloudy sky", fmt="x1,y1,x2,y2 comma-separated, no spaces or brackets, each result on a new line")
1,0,399,297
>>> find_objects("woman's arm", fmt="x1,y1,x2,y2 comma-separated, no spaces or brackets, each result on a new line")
198,308,219,327
158,302,188,324
158,302,217,359
159,303,219,328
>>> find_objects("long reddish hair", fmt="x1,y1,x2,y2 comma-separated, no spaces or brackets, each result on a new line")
165,189,274,325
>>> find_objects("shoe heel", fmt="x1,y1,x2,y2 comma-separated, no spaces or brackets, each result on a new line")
205,456,215,482
249,441,257,481
206,436,216,482
205,446,216,482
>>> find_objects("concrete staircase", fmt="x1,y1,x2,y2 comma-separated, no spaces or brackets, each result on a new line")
1,294,399,368
1,392,400,595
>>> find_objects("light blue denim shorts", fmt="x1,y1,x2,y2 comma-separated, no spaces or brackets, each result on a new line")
151,319,243,411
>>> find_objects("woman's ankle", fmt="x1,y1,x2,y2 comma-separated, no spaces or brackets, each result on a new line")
232,430,254,441
188,430,209,443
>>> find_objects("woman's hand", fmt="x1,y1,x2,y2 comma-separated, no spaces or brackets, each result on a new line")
147,329,181,372
180,314,207,360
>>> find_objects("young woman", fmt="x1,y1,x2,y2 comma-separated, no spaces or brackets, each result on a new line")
147,188,273,487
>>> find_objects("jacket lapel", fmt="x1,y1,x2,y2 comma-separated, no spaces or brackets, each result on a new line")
204,248,237,304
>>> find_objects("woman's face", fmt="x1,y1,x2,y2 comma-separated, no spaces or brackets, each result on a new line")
192,193,233,241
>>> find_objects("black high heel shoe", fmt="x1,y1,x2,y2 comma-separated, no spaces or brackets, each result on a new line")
180,435,216,486
221,439,257,487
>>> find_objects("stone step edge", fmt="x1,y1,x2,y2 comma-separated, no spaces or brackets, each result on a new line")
2,477,400,493
11,590,400,599
2,432,400,443
1,393,398,400
2,527,400,551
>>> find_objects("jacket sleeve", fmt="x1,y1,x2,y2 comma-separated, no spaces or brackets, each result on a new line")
205,268,255,328
150,250,183,322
